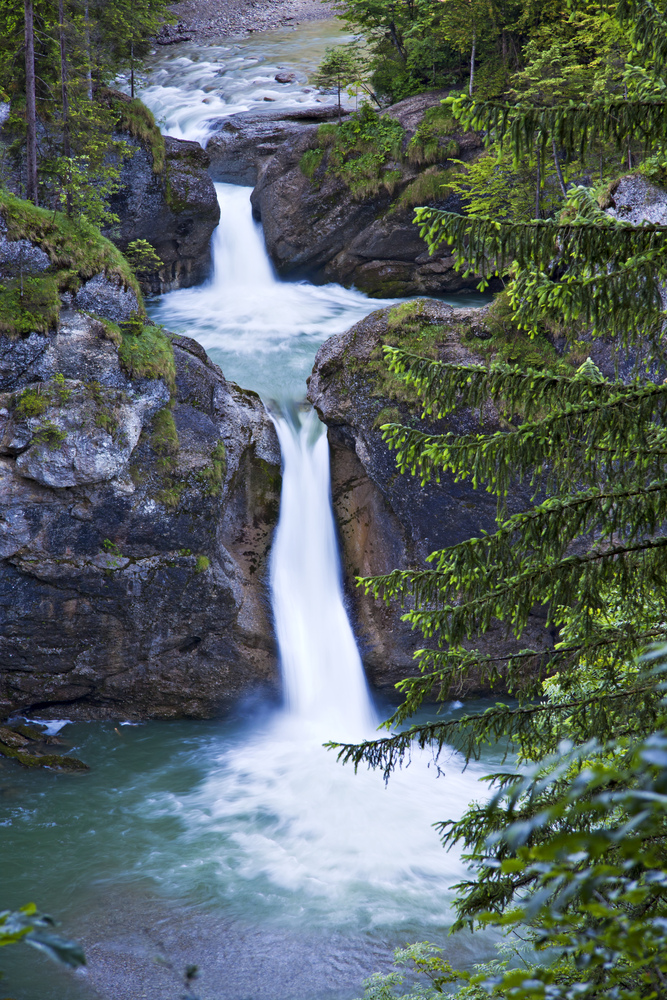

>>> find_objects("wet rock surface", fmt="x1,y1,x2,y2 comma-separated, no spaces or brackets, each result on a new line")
0,311,282,721
105,133,220,294
307,300,552,691
250,92,485,296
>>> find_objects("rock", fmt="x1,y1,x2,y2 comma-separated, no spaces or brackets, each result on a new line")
307,299,552,692
275,71,297,83
70,272,140,323
206,106,350,186
105,133,220,294
605,172,667,225
250,92,485,296
0,309,282,721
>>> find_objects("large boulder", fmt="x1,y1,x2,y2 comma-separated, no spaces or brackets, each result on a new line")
206,105,350,186
307,299,552,691
106,133,220,294
0,310,281,721
250,92,485,297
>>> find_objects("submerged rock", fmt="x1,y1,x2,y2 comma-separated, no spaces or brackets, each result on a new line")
0,721,88,769
0,310,281,721
307,299,552,692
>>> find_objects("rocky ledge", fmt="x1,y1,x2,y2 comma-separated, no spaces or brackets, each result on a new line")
307,298,552,692
0,308,281,721
250,92,485,297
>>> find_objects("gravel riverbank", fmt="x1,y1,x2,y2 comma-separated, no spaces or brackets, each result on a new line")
168,0,336,42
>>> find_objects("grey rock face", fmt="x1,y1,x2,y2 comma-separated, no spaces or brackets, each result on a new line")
606,173,667,225
249,92,484,296
206,106,349,186
0,312,281,721
71,271,140,322
307,300,552,691
0,220,50,278
105,135,220,294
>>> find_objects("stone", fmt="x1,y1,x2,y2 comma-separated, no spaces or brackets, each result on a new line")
206,106,350,186
275,71,297,83
105,133,220,294
250,92,485,295
307,300,552,692
0,309,282,721
71,272,140,323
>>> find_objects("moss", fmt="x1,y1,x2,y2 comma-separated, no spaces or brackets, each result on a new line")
0,742,89,770
151,407,179,456
118,323,176,391
196,439,227,496
300,148,325,180
0,189,141,297
15,386,48,418
195,555,210,573
93,317,122,346
373,405,401,429
32,421,67,449
101,89,166,174
313,107,407,201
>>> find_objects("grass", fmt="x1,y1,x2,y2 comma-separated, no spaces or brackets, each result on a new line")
118,323,176,391
100,89,166,174
392,166,457,211
0,188,144,339
151,407,179,457
407,105,460,166
196,440,227,496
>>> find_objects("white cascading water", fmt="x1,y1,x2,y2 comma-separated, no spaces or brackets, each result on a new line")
148,184,396,401
270,411,376,738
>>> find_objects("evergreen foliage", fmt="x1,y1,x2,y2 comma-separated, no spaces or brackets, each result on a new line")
333,3,667,997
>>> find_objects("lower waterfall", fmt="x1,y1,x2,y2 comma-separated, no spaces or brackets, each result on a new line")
270,411,376,738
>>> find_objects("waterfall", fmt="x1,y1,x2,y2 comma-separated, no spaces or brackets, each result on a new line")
270,410,376,739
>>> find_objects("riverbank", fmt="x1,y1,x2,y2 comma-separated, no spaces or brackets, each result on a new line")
168,0,336,42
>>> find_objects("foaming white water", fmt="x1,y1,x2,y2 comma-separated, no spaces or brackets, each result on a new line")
148,184,396,399
270,411,376,739
159,710,485,930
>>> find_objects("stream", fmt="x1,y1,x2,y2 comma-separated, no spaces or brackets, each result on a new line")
1,20,495,1000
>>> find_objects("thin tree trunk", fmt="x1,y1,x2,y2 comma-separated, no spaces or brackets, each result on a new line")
130,41,134,99
552,137,567,197
535,139,541,219
469,28,476,97
337,77,341,124
24,0,38,204
84,1,93,100
58,0,72,213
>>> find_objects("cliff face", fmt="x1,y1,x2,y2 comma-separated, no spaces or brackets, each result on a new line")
307,299,552,691
106,134,221,294
0,309,281,721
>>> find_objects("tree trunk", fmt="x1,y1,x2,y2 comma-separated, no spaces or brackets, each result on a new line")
130,40,134,99
84,1,93,100
552,137,567,198
469,29,476,97
535,139,541,219
24,0,38,204
58,0,72,213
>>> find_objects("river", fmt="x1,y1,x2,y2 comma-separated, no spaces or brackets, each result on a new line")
1,20,495,1000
